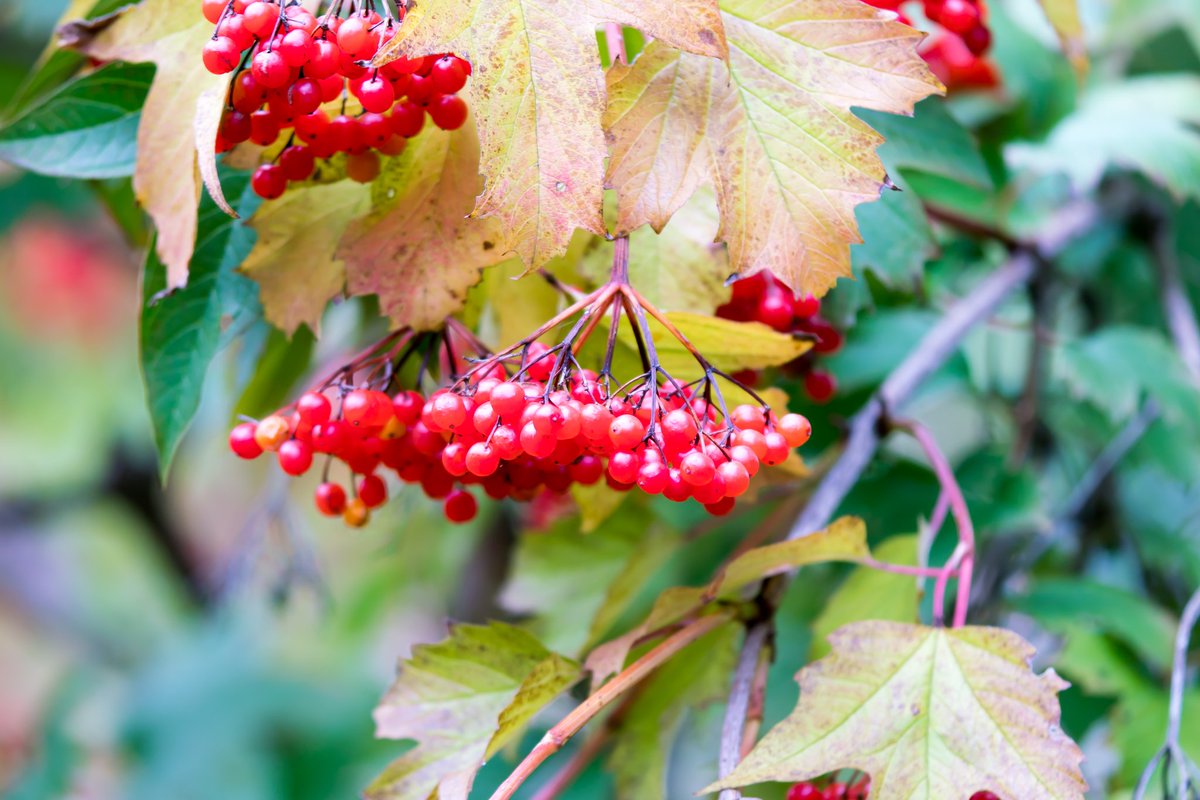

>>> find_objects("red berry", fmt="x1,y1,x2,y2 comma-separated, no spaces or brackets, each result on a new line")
444,489,478,523
231,72,266,113
202,37,241,74
307,38,341,78
358,474,388,508
336,15,371,56
327,114,362,152
466,442,500,476
429,93,468,130
430,393,468,430
218,15,256,52
277,28,313,67
356,74,396,113
377,134,408,156
609,414,645,450
229,422,263,459
757,291,794,331
203,0,228,24
242,1,280,37
717,461,750,497
358,112,391,146
390,101,425,137
289,77,323,115
430,55,468,94
251,49,290,88
636,461,669,494
969,793,1001,800
251,163,287,199
279,145,315,181
219,110,252,143
730,404,767,432
938,0,981,33
294,110,329,142
608,451,640,485
777,413,812,447
961,23,992,55
680,450,716,486
762,431,790,466
296,391,331,425
793,293,820,318
278,439,313,475
314,482,347,516
805,370,837,403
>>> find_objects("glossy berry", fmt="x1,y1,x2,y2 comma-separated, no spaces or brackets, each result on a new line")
346,151,381,183
254,415,290,451
358,474,388,508
314,482,347,516
356,74,395,113
805,370,837,404
202,36,241,74
229,422,263,459
202,0,228,24
444,489,478,523
242,1,280,36
278,439,313,475
786,783,822,800
251,50,291,88
938,0,980,33
430,56,468,94
251,164,287,199
279,146,316,181
430,94,469,130
343,497,370,527
969,793,1001,800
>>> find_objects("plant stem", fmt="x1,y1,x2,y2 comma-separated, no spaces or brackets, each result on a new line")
488,613,732,800
717,621,772,800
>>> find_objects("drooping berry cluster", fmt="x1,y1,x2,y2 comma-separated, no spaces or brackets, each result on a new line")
201,0,471,199
863,0,995,90
717,270,842,404
786,776,871,799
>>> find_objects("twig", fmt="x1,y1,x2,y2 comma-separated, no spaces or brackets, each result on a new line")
717,621,772,800
488,613,732,800
528,723,614,800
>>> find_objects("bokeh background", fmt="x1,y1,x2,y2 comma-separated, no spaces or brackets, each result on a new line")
3,0,1200,798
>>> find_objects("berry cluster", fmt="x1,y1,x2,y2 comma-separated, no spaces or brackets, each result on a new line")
200,0,471,199
228,335,812,528
864,0,996,90
786,776,870,799
717,270,842,403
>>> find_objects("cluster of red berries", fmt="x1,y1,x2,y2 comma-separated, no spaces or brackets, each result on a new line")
200,0,471,199
785,777,870,799
717,271,842,403
787,782,999,800
863,0,996,90
227,346,812,527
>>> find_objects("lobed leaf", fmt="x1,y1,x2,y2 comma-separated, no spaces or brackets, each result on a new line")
373,0,728,269
604,0,943,297
368,622,579,800
708,621,1087,799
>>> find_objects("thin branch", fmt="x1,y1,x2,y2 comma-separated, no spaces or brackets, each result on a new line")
717,621,772,800
488,613,732,800
528,723,614,800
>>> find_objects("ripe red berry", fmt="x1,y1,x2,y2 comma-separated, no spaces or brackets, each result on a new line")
314,482,347,516
938,0,981,32
730,404,767,432
609,414,645,450
969,793,1001,800
288,77,323,115
762,431,790,466
793,293,820,318
444,489,478,523
251,163,287,199
278,439,313,475
429,93,468,130
777,413,812,447
219,110,252,143
786,782,821,800
296,391,331,425
356,74,396,113
636,461,669,494
218,15,256,52
466,442,500,476
717,460,750,497
607,451,640,484
277,28,314,67
251,49,291,88
203,0,228,24
430,56,468,94
231,71,266,113
961,23,992,55
229,421,263,459
336,15,372,56
680,450,716,486
242,1,280,36
390,101,426,138
294,110,329,142
358,474,388,507
278,145,315,181
202,37,242,74
805,370,837,404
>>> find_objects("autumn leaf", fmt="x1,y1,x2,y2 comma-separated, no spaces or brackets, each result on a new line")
241,181,370,335
586,517,868,683
75,0,230,288
368,622,580,800
1036,0,1088,78
604,0,943,297
339,125,508,331
708,621,1087,800
373,0,728,269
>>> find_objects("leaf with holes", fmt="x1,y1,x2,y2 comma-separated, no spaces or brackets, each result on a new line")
604,0,942,297
372,0,728,269
707,621,1086,799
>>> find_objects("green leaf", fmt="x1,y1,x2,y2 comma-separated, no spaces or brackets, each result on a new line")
1111,684,1200,786
586,517,869,683
608,623,739,799
367,622,579,800
231,324,315,421
824,309,939,393
500,504,677,655
1055,325,1200,427
850,188,935,287
141,170,261,480
708,622,1086,799
0,61,153,179
810,534,920,659
1008,578,1178,671
1010,75,1200,201
859,98,994,190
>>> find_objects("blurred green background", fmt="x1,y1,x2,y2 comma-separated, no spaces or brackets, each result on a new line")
2,0,1200,797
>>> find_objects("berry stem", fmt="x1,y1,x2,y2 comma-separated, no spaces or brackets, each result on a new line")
487,612,732,800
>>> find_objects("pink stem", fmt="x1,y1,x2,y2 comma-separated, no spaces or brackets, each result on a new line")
860,558,949,579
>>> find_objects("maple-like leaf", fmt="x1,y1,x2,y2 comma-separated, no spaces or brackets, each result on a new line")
368,622,580,800
76,0,230,288
604,0,943,297
373,0,728,269
339,126,509,331
241,181,370,335
707,621,1087,800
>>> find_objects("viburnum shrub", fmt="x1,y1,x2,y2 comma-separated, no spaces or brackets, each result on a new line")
717,270,843,403
202,0,471,198
230,240,813,527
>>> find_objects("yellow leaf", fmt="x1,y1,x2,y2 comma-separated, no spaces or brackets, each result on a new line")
618,311,812,379
605,0,943,298
708,621,1086,800
1037,0,1089,78
77,0,231,288
339,125,508,331
373,0,729,269
241,181,370,335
